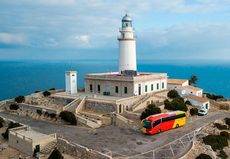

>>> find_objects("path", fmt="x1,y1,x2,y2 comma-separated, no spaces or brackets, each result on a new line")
0,111,229,158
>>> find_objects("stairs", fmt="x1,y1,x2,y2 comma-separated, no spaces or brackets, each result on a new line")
76,113,102,129
40,141,57,154
131,94,151,111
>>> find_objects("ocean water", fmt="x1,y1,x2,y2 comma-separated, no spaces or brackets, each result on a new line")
0,60,229,100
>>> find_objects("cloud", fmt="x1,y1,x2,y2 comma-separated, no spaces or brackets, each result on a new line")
0,32,26,45
138,23,230,59
74,35,90,47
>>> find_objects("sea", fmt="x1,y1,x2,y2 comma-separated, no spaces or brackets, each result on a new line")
0,60,229,100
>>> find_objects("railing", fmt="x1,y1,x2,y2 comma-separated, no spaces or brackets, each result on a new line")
131,94,151,111
75,97,86,113
63,98,79,111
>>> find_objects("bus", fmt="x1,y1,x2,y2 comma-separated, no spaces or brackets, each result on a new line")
142,111,186,135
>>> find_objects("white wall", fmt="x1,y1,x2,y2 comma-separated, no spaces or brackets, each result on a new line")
65,71,77,94
119,40,136,72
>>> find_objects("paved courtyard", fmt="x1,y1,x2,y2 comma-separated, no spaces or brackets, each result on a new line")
0,111,229,158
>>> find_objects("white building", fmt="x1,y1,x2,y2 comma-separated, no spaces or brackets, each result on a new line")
9,126,56,155
185,95,210,115
65,71,77,94
118,14,137,73
85,15,168,97
167,79,189,89
176,85,203,97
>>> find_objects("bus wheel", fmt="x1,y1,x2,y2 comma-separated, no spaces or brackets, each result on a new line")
176,124,179,128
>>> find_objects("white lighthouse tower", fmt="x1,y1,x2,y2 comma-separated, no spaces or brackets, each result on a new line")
118,14,137,73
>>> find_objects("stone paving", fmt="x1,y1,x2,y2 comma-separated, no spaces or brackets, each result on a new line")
0,111,229,158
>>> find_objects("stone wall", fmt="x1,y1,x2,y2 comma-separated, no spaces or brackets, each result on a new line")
57,138,111,159
85,100,116,113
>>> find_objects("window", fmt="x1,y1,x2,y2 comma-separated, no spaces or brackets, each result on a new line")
162,113,186,122
151,84,154,91
152,119,161,127
205,103,209,109
157,83,159,90
145,85,148,92
97,85,100,93
162,82,164,89
124,87,128,94
90,84,93,92
115,86,119,93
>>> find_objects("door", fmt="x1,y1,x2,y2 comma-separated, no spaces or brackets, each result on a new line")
138,84,141,95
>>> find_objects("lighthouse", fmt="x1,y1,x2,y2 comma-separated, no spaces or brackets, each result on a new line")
118,14,137,73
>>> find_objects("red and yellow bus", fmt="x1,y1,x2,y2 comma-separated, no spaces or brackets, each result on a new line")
142,111,186,135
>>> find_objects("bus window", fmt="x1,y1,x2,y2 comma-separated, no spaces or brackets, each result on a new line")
152,119,161,127
143,120,151,129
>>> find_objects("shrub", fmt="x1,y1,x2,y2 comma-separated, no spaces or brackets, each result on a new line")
205,93,224,101
190,108,198,116
164,98,188,112
224,118,230,126
44,112,50,117
185,100,191,105
203,135,228,151
220,131,229,139
49,88,56,91
140,104,161,120
48,148,63,159
214,123,228,130
0,117,4,128
49,113,56,119
218,150,228,159
9,103,19,110
2,122,22,140
36,109,42,116
34,90,41,93
196,153,212,159
15,95,25,103
43,91,51,97
59,111,77,125
167,90,180,99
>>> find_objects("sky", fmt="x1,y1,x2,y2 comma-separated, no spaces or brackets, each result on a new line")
0,0,230,61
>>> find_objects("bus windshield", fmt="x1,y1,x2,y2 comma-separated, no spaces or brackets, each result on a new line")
143,120,151,129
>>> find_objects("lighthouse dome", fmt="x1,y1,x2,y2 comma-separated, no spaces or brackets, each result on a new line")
122,14,132,22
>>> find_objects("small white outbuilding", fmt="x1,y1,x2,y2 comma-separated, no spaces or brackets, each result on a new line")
65,71,77,94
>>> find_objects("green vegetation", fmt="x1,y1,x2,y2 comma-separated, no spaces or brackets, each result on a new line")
189,75,198,86
36,109,42,116
214,123,228,130
59,111,77,125
185,100,191,105
15,95,25,103
48,148,63,159
224,117,230,126
0,117,4,128
190,108,198,116
9,103,19,110
2,122,22,140
203,134,228,151
220,131,229,139
34,90,41,93
49,88,56,90
218,150,228,159
205,93,224,101
164,98,188,112
196,153,212,159
167,90,180,99
140,104,161,120
43,91,51,97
